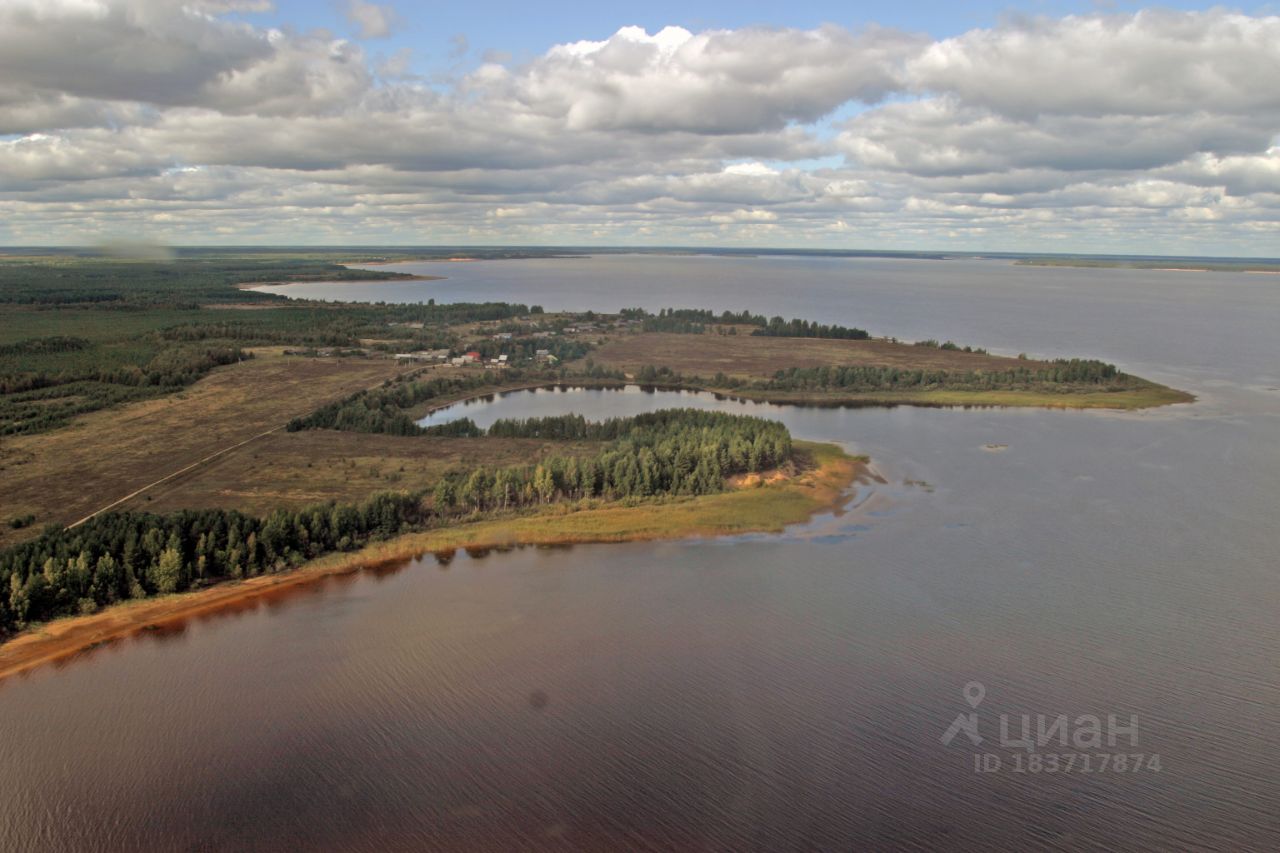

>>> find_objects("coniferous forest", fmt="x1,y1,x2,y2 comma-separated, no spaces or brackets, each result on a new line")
634,307,869,339
759,359,1129,392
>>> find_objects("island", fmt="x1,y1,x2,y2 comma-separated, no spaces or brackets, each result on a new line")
0,250,1192,678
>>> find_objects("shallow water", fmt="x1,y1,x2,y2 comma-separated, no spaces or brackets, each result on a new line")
5,255,1280,850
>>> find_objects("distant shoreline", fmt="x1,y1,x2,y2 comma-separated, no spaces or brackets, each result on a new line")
1016,259,1280,273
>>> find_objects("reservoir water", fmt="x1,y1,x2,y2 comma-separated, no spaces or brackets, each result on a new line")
4,255,1280,849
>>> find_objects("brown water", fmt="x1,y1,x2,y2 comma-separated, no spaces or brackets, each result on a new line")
5,256,1280,850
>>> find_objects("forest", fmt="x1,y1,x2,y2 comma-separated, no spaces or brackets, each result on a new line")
434,410,791,514
616,359,1134,395
628,307,868,339
750,316,870,340
759,359,1130,392
0,255,411,307
0,409,795,634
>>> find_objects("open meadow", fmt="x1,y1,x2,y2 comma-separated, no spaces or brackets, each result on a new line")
0,352,408,548
118,429,600,517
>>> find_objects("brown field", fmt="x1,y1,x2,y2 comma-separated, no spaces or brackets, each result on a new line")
0,353,409,548
590,332,1054,379
120,431,598,516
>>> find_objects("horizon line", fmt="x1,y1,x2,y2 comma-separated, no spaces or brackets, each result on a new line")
2,245,1279,263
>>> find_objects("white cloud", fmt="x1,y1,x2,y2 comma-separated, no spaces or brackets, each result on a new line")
495,23,925,133
1,4,1278,252
723,162,779,177
708,208,778,223
906,11,1280,120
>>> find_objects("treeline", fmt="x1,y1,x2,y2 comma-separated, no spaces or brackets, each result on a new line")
623,307,767,328
624,360,1130,395
638,308,750,334
626,307,869,339
1,346,248,436
488,409,785,442
0,258,410,307
761,359,1128,392
0,336,91,357
914,339,988,354
159,301,538,348
435,409,792,512
1,493,426,633
633,307,774,334
751,317,869,340
421,418,484,437
1,341,247,396
287,372,515,436
1,409,794,634
635,364,682,384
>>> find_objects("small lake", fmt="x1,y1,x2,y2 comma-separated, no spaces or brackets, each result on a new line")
6,255,1280,849
418,384,830,433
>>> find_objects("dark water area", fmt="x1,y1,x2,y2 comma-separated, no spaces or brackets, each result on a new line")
6,256,1280,850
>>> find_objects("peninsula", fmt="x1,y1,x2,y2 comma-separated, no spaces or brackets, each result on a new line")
0,250,1190,674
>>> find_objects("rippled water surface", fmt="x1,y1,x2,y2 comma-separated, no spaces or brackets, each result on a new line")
6,255,1280,850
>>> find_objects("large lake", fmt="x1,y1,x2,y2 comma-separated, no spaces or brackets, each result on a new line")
6,255,1280,849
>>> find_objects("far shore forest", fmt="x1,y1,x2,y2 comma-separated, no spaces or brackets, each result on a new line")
0,251,1191,637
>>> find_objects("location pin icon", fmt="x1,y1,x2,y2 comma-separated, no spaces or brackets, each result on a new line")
963,681,986,708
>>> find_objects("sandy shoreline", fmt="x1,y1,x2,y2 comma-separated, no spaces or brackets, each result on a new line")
0,447,863,684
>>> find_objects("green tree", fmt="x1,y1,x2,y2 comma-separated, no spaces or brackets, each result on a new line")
533,465,555,504
154,546,184,594
432,478,457,513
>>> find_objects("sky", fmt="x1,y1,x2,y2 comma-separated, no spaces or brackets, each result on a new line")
1,1,1278,254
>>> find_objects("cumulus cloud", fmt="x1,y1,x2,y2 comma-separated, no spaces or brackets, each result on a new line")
0,0,271,110
487,24,924,134
0,1,371,123
838,101,1276,176
906,11,1280,120
832,10,1280,184
0,3,1278,252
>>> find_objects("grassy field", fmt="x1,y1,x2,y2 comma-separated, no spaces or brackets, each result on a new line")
121,431,600,516
587,332,1193,408
0,352,409,548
